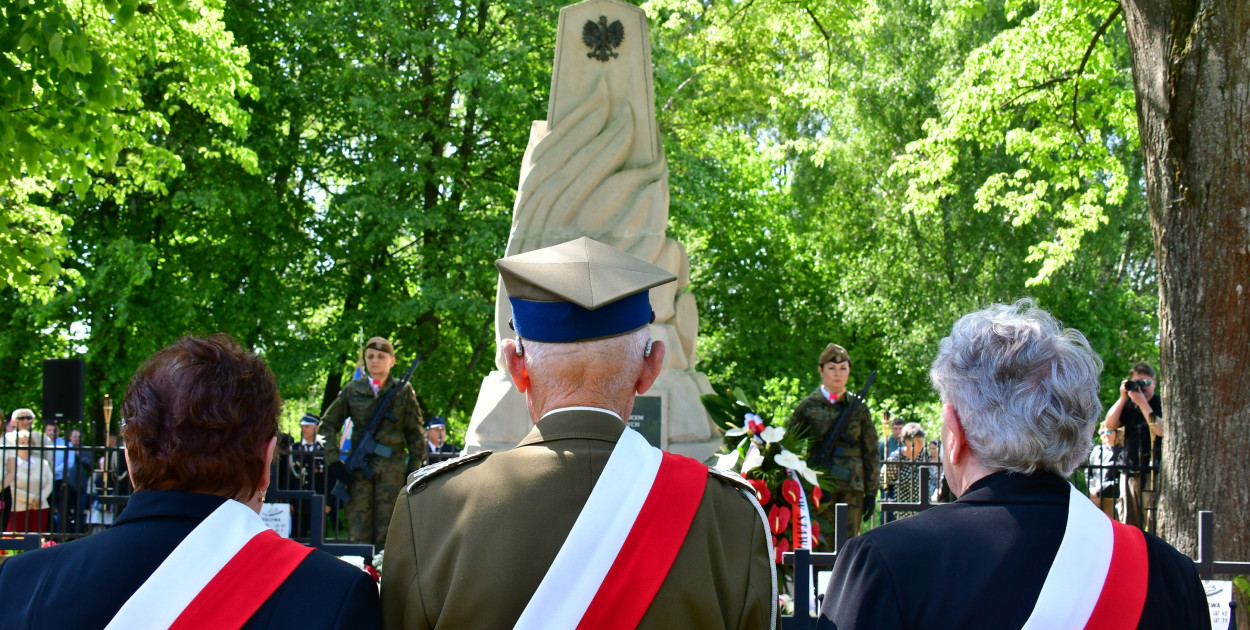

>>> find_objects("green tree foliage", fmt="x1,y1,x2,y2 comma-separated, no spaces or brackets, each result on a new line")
3,0,1166,445
1,0,561,441
650,0,1158,416
1,0,254,296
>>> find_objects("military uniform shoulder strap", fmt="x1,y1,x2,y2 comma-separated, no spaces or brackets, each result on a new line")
706,466,755,495
404,450,492,494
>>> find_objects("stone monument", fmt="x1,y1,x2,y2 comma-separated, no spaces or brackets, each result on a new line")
465,0,719,459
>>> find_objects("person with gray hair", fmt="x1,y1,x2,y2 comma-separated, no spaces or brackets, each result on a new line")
382,237,776,629
818,299,1208,630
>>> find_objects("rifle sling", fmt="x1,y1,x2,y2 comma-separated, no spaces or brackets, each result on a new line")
817,369,877,464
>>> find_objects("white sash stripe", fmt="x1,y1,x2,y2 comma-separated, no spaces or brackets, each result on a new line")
1019,484,1113,630
106,499,268,630
787,468,813,550
513,427,661,630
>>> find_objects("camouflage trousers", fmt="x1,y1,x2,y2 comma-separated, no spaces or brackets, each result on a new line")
345,455,407,548
814,491,864,552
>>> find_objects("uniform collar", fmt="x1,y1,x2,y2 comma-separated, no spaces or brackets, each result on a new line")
813,387,849,405
112,490,231,527
517,408,625,447
955,470,1071,506
540,405,621,420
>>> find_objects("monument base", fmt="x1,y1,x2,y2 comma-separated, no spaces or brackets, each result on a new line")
465,369,722,461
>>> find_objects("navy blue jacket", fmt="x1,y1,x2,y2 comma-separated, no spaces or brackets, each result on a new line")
0,490,380,629
818,472,1209,630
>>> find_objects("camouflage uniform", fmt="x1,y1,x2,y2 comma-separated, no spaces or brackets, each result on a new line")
319,376,425,548
788,389,879,547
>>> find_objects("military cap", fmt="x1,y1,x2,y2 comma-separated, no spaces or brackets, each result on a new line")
496,237,676,343
299,413,320,426
425,415,447,429
365,337,395,355
819,342,850,365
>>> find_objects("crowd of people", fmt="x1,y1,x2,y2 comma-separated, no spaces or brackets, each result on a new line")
0,238,1210,629
0,410,126,536
0,388,463,545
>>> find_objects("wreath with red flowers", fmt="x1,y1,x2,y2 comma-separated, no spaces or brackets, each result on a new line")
702,386,840,564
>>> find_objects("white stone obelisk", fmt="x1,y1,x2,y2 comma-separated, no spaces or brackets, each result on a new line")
466,0,718,460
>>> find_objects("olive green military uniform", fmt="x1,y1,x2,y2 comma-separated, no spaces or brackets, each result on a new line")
382,409,777,629
319,375,425,547
788,389,879,546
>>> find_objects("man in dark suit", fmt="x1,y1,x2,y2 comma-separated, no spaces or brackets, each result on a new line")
818,300,1209,630
422,415,460,465
0,334,380,629
290,413,335,540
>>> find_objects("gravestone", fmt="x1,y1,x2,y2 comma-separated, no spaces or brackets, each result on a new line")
466,0,719,459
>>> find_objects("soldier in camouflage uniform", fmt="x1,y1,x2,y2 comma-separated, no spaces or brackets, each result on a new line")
319,337,425,548
788,343,880,546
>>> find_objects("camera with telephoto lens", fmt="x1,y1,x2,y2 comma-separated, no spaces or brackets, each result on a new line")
1125,378,1151,392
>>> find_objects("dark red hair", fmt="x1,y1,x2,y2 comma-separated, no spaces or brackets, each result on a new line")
121,334,280,499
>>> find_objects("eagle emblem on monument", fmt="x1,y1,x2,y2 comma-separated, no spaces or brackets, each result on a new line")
583,16,624,62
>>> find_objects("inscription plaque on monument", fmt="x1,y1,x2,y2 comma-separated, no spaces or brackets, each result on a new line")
628,395,664,449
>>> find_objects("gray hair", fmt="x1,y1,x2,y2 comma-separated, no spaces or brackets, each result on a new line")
523,328,649,396
900,422,926,442
929,299,1103,476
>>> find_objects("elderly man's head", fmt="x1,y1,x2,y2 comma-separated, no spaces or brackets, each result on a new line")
506,328,663,420
121,334,281,506
497,237,675,421
930,300,1102,494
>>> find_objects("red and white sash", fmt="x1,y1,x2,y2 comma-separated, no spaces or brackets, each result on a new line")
513,427,708,630
1020,484,1148,630
107,499,313,630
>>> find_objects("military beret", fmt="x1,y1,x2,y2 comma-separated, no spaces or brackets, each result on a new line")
299,413,320,426
365,337,395,355
426,415,447,429
819,343,850,365
496,237,676,343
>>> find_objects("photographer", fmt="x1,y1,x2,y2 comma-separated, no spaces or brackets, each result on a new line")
1104,362,1162,530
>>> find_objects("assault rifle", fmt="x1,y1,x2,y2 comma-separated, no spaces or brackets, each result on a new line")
811,369,877,476
330,353,424,503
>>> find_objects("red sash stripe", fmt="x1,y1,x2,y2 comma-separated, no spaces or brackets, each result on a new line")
169,529,314,630
1082,521,1149,630
575,452,708,630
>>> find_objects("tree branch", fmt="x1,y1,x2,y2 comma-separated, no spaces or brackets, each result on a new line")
661,56,741,113
729,0,759,24
804,7,832,48
1071,5,1123,139
1000,74,1072,110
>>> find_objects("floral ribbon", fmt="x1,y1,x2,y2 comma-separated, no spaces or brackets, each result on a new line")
784,470,813,550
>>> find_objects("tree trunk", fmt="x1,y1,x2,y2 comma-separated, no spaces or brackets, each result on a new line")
1120,0,1250,623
